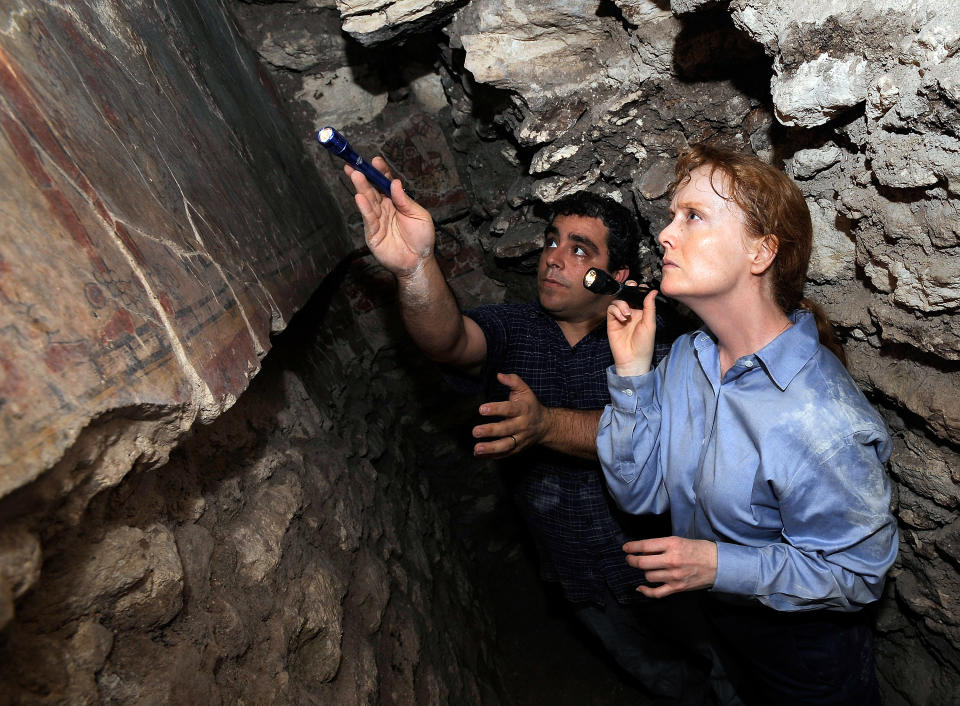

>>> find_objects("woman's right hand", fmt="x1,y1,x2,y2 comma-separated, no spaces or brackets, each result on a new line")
606,287,658,376
346,157,436,277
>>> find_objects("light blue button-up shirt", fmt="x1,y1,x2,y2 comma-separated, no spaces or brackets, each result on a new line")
598,310,898,612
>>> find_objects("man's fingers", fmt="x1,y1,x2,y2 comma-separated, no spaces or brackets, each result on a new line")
371,156,393,179
497,372,531,392
477,399,516,418
473,435,521,457
472,420,512,439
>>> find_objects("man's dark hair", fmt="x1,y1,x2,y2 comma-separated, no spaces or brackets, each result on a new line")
549,192,641,276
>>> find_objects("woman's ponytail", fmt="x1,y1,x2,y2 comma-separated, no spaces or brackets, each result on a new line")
799,297,847,368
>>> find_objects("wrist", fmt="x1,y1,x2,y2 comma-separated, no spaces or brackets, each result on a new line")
395,253,435,284
615,359,650,376
537,407,555,446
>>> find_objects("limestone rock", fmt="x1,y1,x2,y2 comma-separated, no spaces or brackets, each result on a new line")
174,523,215,602
493,220,546,259
30,524,183,630
0,526,41,601
336,0,463,45
111,525,184,630
230,472,303,584
791,145,843,179
848,342,960,442
348,550,391,634
296,65,389,128
285,562,347,686
731,0,960,128
807,200,855,283
252,9,348,71
448,0,636,113
890,427,960,513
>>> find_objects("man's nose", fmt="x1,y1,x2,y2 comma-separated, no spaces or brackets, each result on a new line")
543,247,563,267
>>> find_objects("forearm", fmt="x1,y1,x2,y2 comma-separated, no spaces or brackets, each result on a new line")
395,255,477,365
539,408,602,460
713,534,896,611
597,368,669,515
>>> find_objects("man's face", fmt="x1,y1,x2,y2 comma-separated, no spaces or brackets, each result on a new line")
537,214,623,323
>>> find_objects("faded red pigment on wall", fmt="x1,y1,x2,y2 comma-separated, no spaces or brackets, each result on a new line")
0,1,349,496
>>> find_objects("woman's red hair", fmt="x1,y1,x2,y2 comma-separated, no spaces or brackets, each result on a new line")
672,144,846,366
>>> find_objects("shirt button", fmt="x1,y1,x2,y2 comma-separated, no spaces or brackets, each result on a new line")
623,389,633,397
744,360,754,368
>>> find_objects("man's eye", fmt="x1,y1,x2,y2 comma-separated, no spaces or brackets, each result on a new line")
573,246,587,256
546,240,558,248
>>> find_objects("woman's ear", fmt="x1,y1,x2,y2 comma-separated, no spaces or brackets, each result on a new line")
613,267,630,284
750,234,779,276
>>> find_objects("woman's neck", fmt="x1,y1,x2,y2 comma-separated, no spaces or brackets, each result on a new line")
693,293,792,376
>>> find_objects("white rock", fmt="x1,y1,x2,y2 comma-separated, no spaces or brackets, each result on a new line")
295,66,388,128
530,144,581,174
532,167,602,202
771,54,870,128
807,200,854,283
791,145,843,179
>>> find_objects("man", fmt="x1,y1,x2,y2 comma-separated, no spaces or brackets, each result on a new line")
347,158,708,702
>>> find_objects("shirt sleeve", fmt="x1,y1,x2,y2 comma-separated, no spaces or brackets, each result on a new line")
597,365,671,516
441,305,506,395
712,428,898,611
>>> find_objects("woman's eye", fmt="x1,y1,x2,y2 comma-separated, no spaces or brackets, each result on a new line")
687,211,701,221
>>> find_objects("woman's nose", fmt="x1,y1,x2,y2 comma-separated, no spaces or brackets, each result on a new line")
658,218,678,249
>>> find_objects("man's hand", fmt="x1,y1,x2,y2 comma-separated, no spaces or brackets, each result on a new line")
472,373,545,457
346,157,435,277
623,536,718,598
607,286,659,376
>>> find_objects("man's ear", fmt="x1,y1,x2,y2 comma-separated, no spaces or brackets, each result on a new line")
613,267,630,284
750,234,779,276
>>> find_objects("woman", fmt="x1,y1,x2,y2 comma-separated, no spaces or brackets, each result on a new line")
597,144,898,704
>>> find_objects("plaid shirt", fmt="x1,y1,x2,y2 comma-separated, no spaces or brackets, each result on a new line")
463,302,673,606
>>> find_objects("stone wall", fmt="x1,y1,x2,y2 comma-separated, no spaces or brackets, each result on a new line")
0,0,500,703
232,0,960,703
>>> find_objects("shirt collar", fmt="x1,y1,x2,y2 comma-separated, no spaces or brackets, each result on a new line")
754,309,820,390
691,309,819,391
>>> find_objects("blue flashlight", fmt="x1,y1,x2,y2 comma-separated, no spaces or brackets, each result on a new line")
318,126,393,197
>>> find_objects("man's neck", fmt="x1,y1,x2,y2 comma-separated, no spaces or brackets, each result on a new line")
555,314,604,347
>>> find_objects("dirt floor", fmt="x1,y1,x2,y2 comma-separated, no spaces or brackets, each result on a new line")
485,540,669,706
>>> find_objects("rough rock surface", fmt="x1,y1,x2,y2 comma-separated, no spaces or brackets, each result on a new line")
0,0,500,703
0,1,348,507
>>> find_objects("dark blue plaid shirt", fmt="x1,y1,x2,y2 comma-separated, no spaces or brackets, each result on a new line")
462,302,674,607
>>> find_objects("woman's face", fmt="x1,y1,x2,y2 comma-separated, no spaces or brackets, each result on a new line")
657,165,761,306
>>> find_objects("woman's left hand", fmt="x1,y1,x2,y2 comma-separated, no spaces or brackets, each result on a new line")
623,536,718,598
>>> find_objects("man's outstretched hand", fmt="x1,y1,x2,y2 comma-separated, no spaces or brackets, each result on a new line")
472,373,545,458
346,156,435,278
